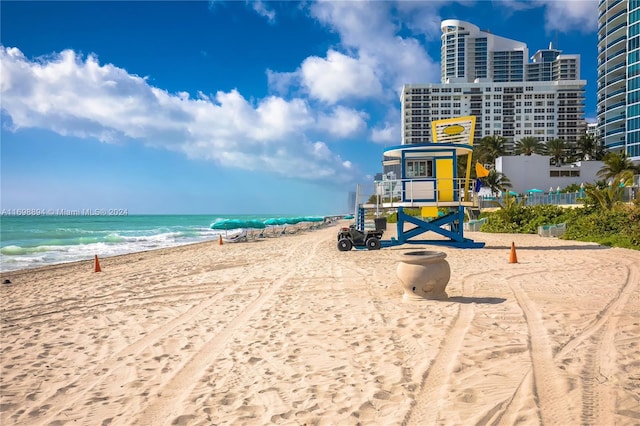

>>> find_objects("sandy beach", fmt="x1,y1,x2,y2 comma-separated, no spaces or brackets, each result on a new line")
1,222,639,425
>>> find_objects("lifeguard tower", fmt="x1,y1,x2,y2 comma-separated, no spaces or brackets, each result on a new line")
362,116,484,248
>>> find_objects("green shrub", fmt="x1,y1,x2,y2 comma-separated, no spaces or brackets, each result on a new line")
480,203,567,234
562,183,582,193
480,202,640,251
385,208,421,224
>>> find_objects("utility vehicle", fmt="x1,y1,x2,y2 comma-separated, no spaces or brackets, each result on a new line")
337,225,383,251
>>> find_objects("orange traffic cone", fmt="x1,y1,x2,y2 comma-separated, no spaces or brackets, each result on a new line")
509,242,518,264
94,254,102,272
219,235,223,246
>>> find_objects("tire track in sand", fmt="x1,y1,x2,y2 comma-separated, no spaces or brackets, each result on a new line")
403,273,477,425
33,277,251,426
578,260,638,426
135,236,323,425
488,256,638,425
2,261,250,325
507,276,573,425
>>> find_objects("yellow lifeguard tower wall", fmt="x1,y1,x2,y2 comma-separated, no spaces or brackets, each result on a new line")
422,157,454,220
430,116,476,203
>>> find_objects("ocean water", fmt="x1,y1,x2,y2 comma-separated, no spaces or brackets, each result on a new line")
0,214,293,272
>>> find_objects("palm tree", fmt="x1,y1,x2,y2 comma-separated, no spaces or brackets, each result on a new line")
584,185,620,211
575,133,600,161
514,136,545,156
593,138,606,160
565,139,580,163
584,172,631,211
597,152,640,182
545,138,567,166
481,169,512,196
476,134,507,165
457,153,469,179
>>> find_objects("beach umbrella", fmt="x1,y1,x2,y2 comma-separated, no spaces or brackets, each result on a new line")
506,191,518,196
343,214,354,219
210,218,249,239
246,220,266,229
244,219,266,238
210,219,231,230
264,217,288,235
263,218,281,226
263,218,288,225
210,219,248,230
303,216,324,222
526,188,544,194
300,216,324,230
284,217,302,225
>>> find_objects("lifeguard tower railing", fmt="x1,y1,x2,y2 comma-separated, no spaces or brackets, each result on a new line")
370,177,477,208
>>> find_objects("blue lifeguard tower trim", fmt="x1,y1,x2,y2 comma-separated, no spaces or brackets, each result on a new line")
378,206,484,248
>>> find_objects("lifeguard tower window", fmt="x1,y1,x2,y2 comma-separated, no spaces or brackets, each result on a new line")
406,160,434,178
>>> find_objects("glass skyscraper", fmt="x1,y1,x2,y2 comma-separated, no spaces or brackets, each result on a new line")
598,0,640,160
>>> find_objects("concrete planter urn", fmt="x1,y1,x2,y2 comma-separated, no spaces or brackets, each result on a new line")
397,251,450,300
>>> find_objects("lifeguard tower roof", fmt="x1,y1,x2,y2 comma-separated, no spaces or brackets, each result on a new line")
384,142,473,158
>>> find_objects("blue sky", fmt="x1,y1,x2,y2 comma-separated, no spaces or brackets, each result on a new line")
1,1,598,215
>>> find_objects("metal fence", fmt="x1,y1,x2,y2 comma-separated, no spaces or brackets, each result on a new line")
478,192,585,209
463,217,487,231
538,223,567,238
523,192,583,206
479,187,638,209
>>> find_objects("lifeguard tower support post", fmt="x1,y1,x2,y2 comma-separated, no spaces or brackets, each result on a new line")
364,116,484,248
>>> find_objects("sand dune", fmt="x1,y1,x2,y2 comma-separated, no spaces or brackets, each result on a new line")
1,223,639,425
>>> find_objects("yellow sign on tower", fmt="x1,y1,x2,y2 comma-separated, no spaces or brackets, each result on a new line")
431,116,476,145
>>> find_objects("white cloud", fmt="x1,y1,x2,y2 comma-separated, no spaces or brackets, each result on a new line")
266,69,298,95
395,1,446,40
537,0,598,33
300,50,383,104
499,0,598,34
371,122,400,144
0,46,361,185
317,106,368,138
268,1,439,104
250,0,276,23
310,1,440,90
262,1,440,152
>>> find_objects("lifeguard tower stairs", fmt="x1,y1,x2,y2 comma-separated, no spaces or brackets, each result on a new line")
360,116,484,249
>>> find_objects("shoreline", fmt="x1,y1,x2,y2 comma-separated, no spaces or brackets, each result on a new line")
2,225,639,425
0,214,340,275
0,239,216,280
0,221,337,277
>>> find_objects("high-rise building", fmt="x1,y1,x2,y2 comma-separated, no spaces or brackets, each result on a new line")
347,191,357,213
597,0,640,161
400,20,586,153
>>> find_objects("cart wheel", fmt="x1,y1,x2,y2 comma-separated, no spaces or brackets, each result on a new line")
366,238,381,250
337,238,353,251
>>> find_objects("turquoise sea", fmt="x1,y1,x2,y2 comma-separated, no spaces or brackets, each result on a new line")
0,214,307,272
